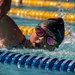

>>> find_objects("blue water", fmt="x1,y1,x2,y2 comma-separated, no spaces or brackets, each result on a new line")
0,0,75,75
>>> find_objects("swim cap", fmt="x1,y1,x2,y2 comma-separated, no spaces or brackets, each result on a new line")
38,18,65,47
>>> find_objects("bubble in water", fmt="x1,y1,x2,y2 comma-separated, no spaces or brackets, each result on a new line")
57,0,64,17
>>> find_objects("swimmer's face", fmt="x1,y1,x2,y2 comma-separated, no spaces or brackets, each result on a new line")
0,0,11,19
30,25,57,51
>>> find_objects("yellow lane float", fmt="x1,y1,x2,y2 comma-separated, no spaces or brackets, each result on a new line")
8,8,75,22
11,0,74,9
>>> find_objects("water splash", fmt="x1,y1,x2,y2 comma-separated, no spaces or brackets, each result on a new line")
58,0,64,18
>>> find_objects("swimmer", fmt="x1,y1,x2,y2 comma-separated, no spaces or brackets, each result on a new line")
0,0,11,19
0,0,64,51
0,14,65,51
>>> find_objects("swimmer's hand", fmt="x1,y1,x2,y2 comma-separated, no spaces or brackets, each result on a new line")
0,0,11,19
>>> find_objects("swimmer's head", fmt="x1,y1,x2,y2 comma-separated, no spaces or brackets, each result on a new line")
35,18,64,50
0,0,11,19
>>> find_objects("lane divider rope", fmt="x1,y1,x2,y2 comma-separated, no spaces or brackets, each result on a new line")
0,51,75,72
8,8,75,22
11,0,75,9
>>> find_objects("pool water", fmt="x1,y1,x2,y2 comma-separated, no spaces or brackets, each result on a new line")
0,0,75,75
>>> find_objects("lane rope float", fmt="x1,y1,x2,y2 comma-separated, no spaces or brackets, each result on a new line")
8,8,75,22
11,0,75,9
0,51,75,72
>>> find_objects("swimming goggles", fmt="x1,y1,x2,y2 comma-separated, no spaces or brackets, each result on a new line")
35,26,57,46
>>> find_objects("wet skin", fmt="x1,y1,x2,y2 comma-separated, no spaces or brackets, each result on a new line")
0,0,11,19
0,15,24,48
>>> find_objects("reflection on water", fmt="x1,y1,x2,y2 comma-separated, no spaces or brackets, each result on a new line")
0,63,75,75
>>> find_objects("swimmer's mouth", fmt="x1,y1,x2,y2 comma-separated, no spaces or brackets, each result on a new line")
35,42,46,48
35,43,40,47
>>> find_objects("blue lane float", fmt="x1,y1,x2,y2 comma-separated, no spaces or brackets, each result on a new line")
0,51,75,72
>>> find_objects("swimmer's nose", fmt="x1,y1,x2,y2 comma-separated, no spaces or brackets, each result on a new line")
35,36,44,43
